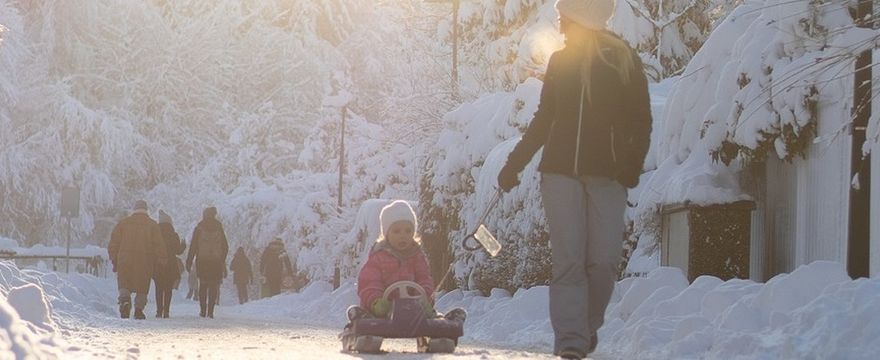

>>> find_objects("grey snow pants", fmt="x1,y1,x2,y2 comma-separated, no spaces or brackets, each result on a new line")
540,174,626,354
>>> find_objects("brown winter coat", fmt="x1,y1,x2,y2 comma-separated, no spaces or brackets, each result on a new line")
108,211,167,293
153,222,185,287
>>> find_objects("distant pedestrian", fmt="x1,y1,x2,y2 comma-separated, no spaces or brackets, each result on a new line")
230,247,253,304
186,206,229,318
497,1,651,358
153,210,185,318
260,238,292,297
108,200,167,320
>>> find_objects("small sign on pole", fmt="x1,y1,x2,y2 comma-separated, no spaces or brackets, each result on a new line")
61,187,80,218
60,187,80,273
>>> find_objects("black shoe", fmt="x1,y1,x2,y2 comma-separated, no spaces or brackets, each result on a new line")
163,311,170,318
559,348,585,359
119,301,131,319
443,308,467,323
199,309,206,317
134,308,146,320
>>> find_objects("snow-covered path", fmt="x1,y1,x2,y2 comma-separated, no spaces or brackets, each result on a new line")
64,302,564,359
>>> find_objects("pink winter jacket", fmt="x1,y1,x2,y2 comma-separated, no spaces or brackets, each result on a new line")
357,242,434,309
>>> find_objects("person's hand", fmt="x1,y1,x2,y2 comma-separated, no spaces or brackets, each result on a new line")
616,167,640,189
371,298,391,318
497,163,521,192
111,261,117,273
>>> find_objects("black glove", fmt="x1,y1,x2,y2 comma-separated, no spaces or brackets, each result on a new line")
616,166,641,189
497,162,521,192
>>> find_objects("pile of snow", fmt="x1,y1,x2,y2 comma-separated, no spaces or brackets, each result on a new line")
0,261,78,358
226,260,878,358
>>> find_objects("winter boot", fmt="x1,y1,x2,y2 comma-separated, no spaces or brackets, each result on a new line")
119,299,131,319
443,308,467,323
346,305,369,322
352,335,383,353
134,308,146,320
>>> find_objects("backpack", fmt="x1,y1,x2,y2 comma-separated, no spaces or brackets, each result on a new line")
198,226,224,261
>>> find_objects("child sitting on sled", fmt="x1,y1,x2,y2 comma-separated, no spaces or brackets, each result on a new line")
347,200,465,323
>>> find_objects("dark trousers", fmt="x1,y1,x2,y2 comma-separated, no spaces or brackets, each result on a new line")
199,282,220,317
236,283,249,304
154,281,173,317
267,279,281,297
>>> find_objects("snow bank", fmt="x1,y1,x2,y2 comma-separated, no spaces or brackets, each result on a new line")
601,261,879,359
227,260,877,359
0,261,90,358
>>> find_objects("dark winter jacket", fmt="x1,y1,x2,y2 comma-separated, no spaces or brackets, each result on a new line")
154,222,185,286
230,249,253,286
186,211,229,285
260,240,292,285
504,32,652,187
108,211,167,293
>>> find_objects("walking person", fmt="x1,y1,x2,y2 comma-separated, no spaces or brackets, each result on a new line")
108,200,167,320
260,238,292,298
153,209,185,318
186,206,229,318
497,1,651,358
230,247,253,304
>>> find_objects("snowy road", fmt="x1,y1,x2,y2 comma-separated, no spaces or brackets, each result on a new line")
64,302,565,359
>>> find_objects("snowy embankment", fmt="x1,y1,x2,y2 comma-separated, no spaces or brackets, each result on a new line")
2,260,878,358
228,261,879,358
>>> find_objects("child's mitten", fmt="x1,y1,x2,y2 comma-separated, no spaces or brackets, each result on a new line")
371,298,391,317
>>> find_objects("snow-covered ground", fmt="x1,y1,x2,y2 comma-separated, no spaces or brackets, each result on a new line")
1,259,878,359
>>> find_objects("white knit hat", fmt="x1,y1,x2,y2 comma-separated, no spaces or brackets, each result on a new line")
556,0,615,30
380,200,418,237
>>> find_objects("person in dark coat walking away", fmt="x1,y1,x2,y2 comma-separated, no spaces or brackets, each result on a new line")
186,206,229,318
260,238,292,297
230,247,253,304
153,209,185,318
108,200,167,320
497,1,651,358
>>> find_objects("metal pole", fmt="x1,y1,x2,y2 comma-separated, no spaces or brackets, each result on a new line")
338,106,346,209
66,216,71,273
452,0,460,99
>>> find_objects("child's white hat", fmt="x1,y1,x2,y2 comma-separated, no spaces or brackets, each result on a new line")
380,200,418,237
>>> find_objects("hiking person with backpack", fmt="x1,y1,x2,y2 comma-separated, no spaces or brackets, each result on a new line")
496,1,651,358
153,209,185,318
186,206,229,318
108,200,167,320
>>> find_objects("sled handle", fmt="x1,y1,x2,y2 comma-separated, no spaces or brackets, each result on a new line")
461,189,502,252
383,280,427,301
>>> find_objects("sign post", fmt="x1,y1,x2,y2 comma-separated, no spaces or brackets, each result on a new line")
60,186,80,273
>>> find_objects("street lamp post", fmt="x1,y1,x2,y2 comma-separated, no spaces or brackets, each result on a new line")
339,105,346,209
426,0,460,99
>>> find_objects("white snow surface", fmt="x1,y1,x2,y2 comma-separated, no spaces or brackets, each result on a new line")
2,260,879,358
